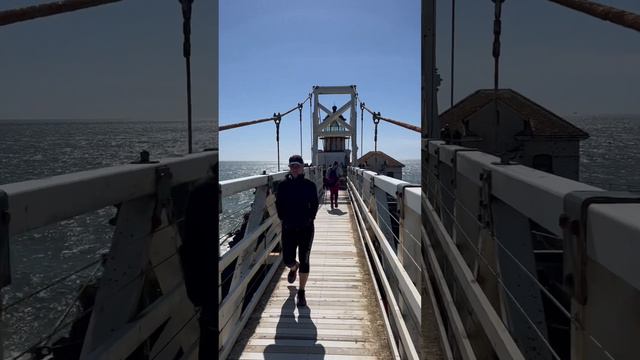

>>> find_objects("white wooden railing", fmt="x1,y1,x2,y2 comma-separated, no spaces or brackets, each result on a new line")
0,151,217,360
421,139,640,360
347,167,422,360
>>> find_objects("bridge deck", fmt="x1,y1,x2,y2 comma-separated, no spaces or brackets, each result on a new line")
229,190,394,360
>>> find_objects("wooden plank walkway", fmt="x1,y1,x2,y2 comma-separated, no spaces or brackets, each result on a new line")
229,190,394,360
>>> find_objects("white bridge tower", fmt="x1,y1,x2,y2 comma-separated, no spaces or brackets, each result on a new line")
311,85,358,167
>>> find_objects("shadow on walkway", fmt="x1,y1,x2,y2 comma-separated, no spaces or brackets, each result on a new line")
264,286,325,359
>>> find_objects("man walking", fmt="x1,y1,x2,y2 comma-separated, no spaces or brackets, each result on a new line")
276,155,319,307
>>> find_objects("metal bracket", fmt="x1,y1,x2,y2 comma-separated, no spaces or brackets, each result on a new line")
373,112,381,125
267,175,274,195
153,166,174,229
561,191,640,305
478,170,492,229
369,175,376,200
449,148,478,187
0,190,10,288
396,183,420,220
218,182,223,214
433,147,441,180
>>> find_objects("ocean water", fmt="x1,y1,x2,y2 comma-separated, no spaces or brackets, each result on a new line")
218,160,421,239
0,120,217,358
0,116,639,357
572,115,640,191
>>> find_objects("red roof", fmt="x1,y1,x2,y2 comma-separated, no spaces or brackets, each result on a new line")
357,151,404,167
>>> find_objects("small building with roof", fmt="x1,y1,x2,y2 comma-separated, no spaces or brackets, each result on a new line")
439,89,589,180
357,151,405,180
317,105,352,167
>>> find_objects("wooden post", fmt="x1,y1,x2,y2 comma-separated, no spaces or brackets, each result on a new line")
0,191,9,360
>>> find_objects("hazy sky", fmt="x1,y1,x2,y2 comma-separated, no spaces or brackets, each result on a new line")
0,0,217,122
220,0,640,161
437,0,640,116
220,0,422,162
2,1,638,162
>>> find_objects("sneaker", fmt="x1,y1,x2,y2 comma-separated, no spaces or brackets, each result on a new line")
287,262,298,284
297,289,306,307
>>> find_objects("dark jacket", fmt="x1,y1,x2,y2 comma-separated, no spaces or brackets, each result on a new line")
276,174,319,228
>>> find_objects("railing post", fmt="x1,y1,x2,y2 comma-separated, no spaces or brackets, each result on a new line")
426,141,444,214
147,167,199,359
562,191,640,360
79,194,157,358
373,179,395,252
437,152,456,238
0,190,9,360
397,184,421,287
219,184,268,354
475,170,502,312
491,197,550,359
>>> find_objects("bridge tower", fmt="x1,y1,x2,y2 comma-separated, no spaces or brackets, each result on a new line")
311,85,358,167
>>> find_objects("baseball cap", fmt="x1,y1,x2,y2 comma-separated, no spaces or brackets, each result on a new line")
288,155,304,166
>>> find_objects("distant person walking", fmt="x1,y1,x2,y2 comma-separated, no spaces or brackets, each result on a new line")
325,161,341,209
276,155,319,307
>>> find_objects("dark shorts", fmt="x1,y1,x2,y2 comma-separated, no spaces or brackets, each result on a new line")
281,224,314,273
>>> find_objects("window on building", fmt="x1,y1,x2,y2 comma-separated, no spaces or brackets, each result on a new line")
322,120,346,134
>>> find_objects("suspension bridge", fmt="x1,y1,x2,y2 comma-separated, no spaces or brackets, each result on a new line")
1,1,640,360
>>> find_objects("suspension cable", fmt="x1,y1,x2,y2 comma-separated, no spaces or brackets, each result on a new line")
0,0,122,26
298,102,303,156
219,117,275,131
492,0,503,92
377,115,421,133
279,104,299,117
296,93,311,157
309,92,313,159
450,0,456,111
274,113,282,171
220,95,311,132
548,0,640,32
361,102,421,133
179,0,194,154
492,0,504,158
360,102,364,156
373,112,380,152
